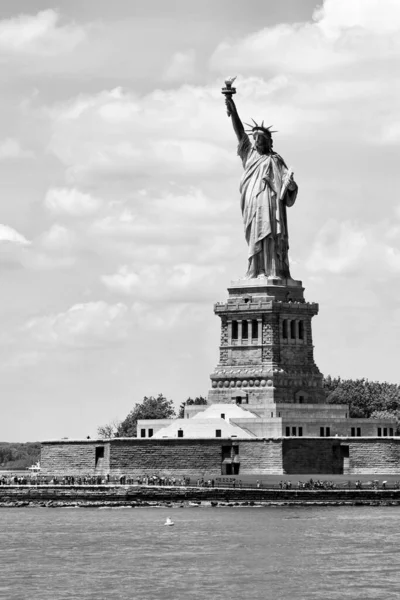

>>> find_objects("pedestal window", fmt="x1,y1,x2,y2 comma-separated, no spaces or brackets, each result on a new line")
232,321,238,340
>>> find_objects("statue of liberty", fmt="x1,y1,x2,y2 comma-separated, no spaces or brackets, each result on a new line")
223,80,298,280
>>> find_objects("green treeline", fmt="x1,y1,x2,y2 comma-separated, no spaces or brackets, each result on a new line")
0,442,41,469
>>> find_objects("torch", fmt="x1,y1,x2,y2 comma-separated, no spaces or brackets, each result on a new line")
221,76,237,117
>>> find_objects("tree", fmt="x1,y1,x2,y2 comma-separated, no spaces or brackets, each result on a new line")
97,418,122,439
178,396,208,419
116,394,176,437
0,442,41,469
324,376,400,419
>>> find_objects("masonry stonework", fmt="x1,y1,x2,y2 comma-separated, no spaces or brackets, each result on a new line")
41,438,400,477
40,442,109,476
282,438,344,474
208,280,326,407
109,439,223,477
347,439,400,474
239,439,283,474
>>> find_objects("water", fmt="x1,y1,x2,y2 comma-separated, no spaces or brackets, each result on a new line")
1,506,400,599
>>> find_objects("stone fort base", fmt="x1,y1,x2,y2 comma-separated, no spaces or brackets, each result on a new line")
41,437,400,478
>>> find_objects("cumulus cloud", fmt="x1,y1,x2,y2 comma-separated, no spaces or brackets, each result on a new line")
211,0,400,74
44,188,102,216
24,301,129,348
10,224,79,270
0,224,30,245
47,85,236,184
90,187,231,242
102,263,225,302
131,301,203,332
0,224,77,271
0,9,86,56
86,183,239,294
101,266,139,295
315,0,400,36
210,0,400,149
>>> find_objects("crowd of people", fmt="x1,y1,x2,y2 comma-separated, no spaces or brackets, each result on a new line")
279,479,338,490
134,474,191,486
0,473,399,490
276,478,399,490
0,475,32,485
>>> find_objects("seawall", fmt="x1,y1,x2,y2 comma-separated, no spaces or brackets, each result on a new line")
1,485,400,507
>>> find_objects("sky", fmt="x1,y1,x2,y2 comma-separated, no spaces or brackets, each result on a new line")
1,0,400,442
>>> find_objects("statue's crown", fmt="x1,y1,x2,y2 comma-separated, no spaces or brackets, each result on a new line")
245,119,277,137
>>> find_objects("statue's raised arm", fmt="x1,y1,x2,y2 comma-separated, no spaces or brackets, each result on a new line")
222,76,245,143
222,77,298,281
225,96,246,143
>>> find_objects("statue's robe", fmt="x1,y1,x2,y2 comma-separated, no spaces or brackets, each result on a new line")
238,134,298,278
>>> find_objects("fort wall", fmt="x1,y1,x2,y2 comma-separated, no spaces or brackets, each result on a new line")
41,437,400,476
109,439,223,477
347,439,400,474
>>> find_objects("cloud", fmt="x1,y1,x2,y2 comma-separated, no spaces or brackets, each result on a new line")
24,301,129,349
306,218,400,276
0,224,30,245
209,0,400,150
306,220,367,274
0,138,32,160
0,224,30,269
131,301,204,332
44,188,102,216
102,262,226,304
163,49,196,82
131,302,184,331
87,183,238,291
101,266,139,295
90,187,231,241
4,224,79,271
47,86,235,184
211,0,400,75
39,224,76,251
315,0,400,36
0,9,86,56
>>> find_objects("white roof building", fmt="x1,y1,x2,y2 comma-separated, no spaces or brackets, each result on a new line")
137,404,257,439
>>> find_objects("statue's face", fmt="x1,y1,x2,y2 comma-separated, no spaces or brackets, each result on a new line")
253,131,272,154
